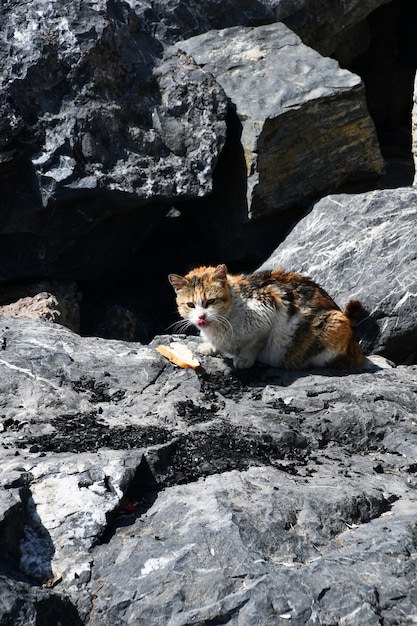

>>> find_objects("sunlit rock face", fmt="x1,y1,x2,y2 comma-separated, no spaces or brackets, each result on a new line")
178,23,384,220
0,318,416,624
259,186,417,364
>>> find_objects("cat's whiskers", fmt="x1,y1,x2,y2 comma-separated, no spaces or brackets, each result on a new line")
215,314,234,337
167,319,194,334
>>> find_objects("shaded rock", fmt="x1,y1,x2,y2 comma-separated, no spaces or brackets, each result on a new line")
0,0,227,281
259,186,417,363
269,0,392,59
0,317,416,624
0,576,83,626
178,23,384,220
0,281,80,332
86,298,165,343
131,0,391,59
350,1,417,158
413,72,417,184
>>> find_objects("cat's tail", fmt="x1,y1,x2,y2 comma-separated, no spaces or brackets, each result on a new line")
343,300,364,327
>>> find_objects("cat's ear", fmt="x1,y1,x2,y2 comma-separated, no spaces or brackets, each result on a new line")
168,273,189,292
213,264,228,286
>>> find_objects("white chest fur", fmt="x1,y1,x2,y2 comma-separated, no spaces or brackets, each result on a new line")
199,295,299,367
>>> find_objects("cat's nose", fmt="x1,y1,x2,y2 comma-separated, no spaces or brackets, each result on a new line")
197,314,208,327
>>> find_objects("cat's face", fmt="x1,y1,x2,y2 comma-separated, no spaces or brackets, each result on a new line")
169,265,231,329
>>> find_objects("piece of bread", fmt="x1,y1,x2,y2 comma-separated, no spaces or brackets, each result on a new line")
156,342,200,369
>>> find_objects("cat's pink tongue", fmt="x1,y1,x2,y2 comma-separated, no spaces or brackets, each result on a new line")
197,318,209,327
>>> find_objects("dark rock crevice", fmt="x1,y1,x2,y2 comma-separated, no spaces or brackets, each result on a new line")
344,0,417,186
0,575,84,626
1,478,55,586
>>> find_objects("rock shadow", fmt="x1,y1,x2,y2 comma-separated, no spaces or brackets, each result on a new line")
2,473,55,585
197,356,382,396
19,491,55,585
352,304,382,357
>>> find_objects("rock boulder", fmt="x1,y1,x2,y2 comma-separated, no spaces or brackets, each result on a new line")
0,316,416,624
0,281,80,332
178,23,383,220
259,186,417,364
0,0,227,281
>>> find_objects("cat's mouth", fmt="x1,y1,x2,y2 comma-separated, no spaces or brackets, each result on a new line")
197,317,210,327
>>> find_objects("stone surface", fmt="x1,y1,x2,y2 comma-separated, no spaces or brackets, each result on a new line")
0,2,415,616
178,23,384,220
0,0,227,281
259,186,417,364
0,576,83,626
1,2,227,199
0,316,416,624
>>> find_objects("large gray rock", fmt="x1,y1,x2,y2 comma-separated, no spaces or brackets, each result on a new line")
178,23,384,220
259,187,417,363
0,0,227,281
0,316,416,624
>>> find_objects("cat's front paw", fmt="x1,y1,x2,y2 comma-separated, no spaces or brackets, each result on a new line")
233,354,256,369
198,342,218,356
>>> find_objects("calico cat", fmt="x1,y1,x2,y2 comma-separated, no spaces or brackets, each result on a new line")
168,264,365,370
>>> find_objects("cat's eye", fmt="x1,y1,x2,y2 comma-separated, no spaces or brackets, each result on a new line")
205,298,217,307
186,302,195,308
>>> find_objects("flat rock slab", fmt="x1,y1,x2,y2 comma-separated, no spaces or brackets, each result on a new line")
89,468,417,626
259,186,417,363
0,317,416,623
178,22,383,219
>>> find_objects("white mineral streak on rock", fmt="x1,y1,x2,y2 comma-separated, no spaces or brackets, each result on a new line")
0,358,61,390
140,545,196,577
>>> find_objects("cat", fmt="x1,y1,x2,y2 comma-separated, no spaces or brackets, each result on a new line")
168,264,365,371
